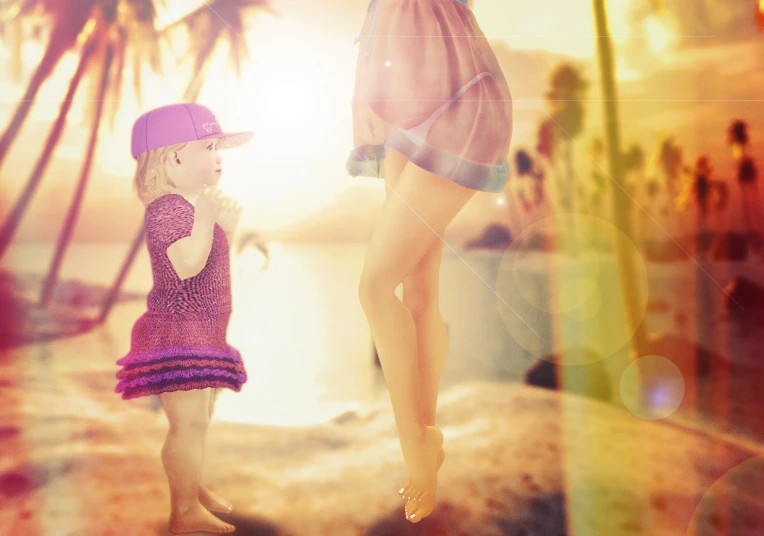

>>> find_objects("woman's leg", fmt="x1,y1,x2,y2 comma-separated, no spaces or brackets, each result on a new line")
382,150,448,495
160,388,235,534
398,241,448,499
381,151,449,430
198,388,234,514
359,149,476,521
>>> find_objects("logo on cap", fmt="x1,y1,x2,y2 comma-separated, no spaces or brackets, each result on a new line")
202,122,220,134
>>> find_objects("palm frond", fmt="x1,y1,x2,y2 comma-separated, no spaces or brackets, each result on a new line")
727,120,748,147
163,0,272,101
106,25,127,130
123,0,163,108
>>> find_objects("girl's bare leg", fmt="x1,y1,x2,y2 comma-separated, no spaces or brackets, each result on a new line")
199,388,234,514
160,388,235,534
359,149,475,522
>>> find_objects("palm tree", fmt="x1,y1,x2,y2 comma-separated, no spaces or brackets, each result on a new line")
621,143,646,246
0,31,100,259
40,28,116,306
0,3,25,84
727,120,760,237
0,0,98,172
97,223,144,323
161,0,274,102
97,0,273,321
542,63,588,215
0,0,163,261
591,0,649,359
651,135,690,241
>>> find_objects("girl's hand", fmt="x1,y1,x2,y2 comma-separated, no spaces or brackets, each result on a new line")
196,185,226,224
217,198,243,239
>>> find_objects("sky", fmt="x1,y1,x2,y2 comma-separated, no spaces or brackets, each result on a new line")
0,0,762,242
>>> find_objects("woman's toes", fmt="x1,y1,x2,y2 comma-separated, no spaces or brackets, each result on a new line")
405,501,419,519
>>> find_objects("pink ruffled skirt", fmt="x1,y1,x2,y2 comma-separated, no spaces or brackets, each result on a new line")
348,0,513,192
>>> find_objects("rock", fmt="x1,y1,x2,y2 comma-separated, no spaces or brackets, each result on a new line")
465,224,512,250
525,349,611,402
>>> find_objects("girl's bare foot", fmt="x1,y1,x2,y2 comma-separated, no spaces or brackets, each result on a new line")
400,426,443,523
399,447,444,499
199,485,233,514
170,503,236,534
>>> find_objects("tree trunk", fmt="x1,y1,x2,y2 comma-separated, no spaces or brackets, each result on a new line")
592,0,649,358
40,43,114,306
0,36,98,261
97,222,145,323
0,39,68,173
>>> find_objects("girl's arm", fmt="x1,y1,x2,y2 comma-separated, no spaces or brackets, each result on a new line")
165,186,224,280
166,216,216,280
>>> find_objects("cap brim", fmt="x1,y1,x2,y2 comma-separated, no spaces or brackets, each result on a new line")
217,131,254,150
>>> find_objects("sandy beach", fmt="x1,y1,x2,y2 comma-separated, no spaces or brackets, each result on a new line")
3,358,764,536
2,241,764,535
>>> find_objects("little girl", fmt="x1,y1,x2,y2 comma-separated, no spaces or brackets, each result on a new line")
114,103,252,534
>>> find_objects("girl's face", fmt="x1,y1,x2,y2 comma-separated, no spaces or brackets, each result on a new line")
170,138,222,193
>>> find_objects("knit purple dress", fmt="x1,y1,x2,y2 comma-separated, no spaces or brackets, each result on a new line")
114,194,247,400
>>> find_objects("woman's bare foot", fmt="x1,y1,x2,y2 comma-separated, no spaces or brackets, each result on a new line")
400,447,444,499
199,485,233,514
399,426,443,523
406,492,435,524
170,502,235,534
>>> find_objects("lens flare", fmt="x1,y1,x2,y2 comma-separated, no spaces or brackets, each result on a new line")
496,214,648,365
620,355,685,420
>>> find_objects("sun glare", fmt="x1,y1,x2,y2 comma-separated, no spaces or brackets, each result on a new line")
644,15,676,53
195,18,358,228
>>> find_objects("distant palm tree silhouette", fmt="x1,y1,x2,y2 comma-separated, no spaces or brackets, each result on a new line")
509,149,544,215
692,155,712,233
727,120,760,238
539,63,588,215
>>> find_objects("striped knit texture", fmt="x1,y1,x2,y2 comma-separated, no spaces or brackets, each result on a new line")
114,194,248,400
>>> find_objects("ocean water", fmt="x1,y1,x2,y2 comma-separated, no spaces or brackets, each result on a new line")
2,240,762,429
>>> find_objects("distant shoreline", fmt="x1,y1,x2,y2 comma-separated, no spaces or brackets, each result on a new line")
0,269,145,349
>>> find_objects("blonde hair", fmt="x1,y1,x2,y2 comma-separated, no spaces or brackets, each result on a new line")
133,142,188,206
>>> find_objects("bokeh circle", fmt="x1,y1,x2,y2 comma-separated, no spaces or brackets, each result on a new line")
496,213,648,365
620,354,685,420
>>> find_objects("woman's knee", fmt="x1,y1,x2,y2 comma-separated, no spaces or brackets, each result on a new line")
358,268,395,309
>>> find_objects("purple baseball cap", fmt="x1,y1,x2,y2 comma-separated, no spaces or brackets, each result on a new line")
131,103,253,159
